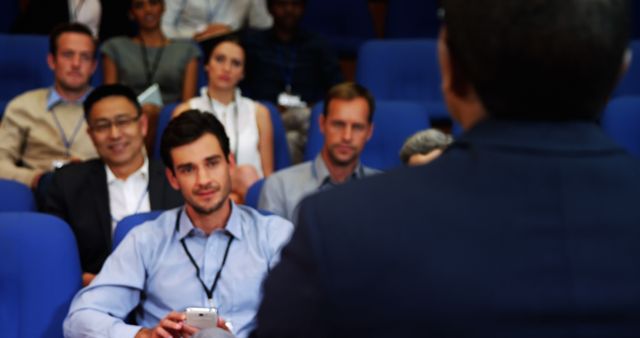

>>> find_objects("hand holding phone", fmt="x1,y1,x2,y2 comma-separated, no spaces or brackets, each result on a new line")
185,307,218,330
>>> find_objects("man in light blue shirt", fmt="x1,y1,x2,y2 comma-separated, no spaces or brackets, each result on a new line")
64,110,293,338
258,82,379,222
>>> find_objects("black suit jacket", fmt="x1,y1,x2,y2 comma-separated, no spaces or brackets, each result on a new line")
253,119,640,338
11,0,132,41
43,159,183,274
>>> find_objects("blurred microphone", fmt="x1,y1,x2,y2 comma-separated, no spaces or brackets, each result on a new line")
193,327,236,338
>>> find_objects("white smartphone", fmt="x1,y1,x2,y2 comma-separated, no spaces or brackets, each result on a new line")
185,307,218,329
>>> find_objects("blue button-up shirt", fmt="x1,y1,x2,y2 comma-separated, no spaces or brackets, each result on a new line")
64,203,293,338
47,86,90,111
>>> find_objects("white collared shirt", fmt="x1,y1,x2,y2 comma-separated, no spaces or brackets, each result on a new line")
68,0,101,37
106,157,151,233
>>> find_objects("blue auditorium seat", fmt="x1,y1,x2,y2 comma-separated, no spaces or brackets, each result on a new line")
304,100,431,170
613,40,640,97
602,96,640,157
300,0,375,57
152,102,178,159
0,179,36,212
260,101,292,170
0,34,52,111
245,178,265,209
356,39,449,121
113,211,163,250
0,212,82,338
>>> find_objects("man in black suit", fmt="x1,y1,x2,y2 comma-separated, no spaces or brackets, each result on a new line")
44,84,182,286
252,1,640,337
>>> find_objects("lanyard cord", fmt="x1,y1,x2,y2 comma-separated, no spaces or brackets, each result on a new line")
139,37,167,85
175,209,234,305
278,45,297,93
208,93,239,161
111,187,149,223
50,106,86,157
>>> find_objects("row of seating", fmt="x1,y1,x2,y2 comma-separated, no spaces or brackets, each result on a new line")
0,209,164,338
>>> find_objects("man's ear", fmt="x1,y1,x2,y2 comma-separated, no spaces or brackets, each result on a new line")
165,167,179,190
438,28,486,130
366,122,374,142
47,53,55,71
139,110,149,138
227,153,237,170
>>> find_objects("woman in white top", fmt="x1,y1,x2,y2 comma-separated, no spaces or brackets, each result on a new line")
173,38,274,201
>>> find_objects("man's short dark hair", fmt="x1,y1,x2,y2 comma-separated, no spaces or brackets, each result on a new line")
160,110,231,172
83,84,142,120
49,22,96,56
323,82,375,123
442,0,631,120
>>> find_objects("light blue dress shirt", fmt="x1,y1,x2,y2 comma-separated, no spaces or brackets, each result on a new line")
258,154,380,222
64,202,293,338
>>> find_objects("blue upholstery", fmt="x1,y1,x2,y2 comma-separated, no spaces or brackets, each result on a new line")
613,40,640,97
152,102,178,159
356,39,449,121
602,96,640,157
0,179,36,212
0,212,82,338
300,0,375,57
0,34,52,107
113,211,163,250
304,101,431,170
260,101,292,170
385,0,440,38
245,178,264,209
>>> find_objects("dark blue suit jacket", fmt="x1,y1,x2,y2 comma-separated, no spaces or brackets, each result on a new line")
253,119,640,338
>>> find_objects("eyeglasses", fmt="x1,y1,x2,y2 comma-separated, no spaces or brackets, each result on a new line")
90,115,141,134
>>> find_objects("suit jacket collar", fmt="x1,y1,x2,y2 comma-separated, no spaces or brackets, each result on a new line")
87,160,112,247
455,118,624,155
149,159,167,209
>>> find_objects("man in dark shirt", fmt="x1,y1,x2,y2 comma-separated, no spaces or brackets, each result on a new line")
242,0,343,162
242,0,343,106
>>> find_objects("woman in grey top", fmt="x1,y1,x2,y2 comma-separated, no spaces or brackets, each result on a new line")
101,0,201,151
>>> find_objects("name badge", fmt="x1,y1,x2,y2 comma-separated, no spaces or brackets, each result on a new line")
278,92,305,108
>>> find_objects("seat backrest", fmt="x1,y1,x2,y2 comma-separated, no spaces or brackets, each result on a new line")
356,39,447,119
385,0,440,38
260,101,292,170
300,0,374,56
0,212,82,338
602,96,640,157
0,179,36,212
304,100,431,170
152,102,179,159
113,210,164,250
613,40,640,97
0,34,52,102
245,178,265,209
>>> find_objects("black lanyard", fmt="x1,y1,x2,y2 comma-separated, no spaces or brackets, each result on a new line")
139,37,166,85
278,45,297,93
175,209,234,307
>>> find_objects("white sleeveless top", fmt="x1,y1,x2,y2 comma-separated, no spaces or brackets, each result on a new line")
189,87,264,177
